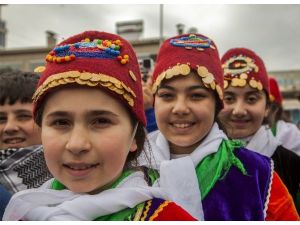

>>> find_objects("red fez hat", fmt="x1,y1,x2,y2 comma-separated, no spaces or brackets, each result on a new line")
269,76,283,105
32,30,146,126
151,33,224,101
221,48,269,95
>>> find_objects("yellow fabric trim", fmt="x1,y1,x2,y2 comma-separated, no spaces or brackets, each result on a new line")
33,71,136,107
149,200,171,221
140,200,152,221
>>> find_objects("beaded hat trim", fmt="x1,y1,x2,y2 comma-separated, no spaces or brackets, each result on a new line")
222,54,263,91
152,63,223,100
32,71,136,107
170,34,216,51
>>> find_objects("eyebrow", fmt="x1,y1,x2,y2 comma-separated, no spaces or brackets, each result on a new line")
158,84,207,91
14,109,32,114
45,110,119,118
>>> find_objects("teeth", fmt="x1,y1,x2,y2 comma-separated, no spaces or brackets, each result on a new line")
173,123,191,128
5,138,24,144
68,165,94,170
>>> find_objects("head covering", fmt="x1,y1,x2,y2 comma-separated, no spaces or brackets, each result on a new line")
151,33,224,101
221,48,269,94
32,30,146,126
269,76,283,105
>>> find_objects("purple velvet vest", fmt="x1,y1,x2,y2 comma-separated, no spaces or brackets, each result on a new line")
202,147,272,220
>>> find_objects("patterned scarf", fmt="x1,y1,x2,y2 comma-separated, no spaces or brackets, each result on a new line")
0,145,52,194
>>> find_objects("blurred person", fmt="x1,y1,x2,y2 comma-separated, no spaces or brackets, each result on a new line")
139,33,299,220
218,47,300,216
0,185,11,220
142,68,158,133
268,76,300,156
0,71,52,194
0,71,41,149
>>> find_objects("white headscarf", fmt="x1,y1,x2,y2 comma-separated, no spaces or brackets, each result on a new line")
275,120,300,156
139,122,227,220
245,125,281,157
3,171,168,221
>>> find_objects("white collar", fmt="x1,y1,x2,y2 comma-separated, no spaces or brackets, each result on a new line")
246,125,281,157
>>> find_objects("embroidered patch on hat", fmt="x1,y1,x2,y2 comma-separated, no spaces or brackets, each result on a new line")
45,38,129,65
170,34,216,51
222,54,263,90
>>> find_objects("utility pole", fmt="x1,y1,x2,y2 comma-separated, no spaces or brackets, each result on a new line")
159,4,163,45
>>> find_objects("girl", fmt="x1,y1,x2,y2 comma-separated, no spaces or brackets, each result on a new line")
218,47,300,217
268,76,300,157
139,34,299,220
3,31,196,221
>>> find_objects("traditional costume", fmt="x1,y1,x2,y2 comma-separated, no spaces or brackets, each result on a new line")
2,31,196,221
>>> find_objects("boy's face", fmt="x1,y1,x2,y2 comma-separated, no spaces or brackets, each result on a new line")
0,101,41,149
41,87,137,194
218,84,269,139
154,71,216,155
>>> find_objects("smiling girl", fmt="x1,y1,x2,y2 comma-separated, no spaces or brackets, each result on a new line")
139,34,299,220
2,31,196,221
218,47,300,217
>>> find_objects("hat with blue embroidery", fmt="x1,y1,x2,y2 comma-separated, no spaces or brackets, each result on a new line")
221,48,269,94
269,76,283,105
32,30,146,126
151,33,224,101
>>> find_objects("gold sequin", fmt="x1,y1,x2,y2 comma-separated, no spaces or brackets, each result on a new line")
180,64,190,75
216,84,223,100
257,81,263,90
202,73,214,84
129,70,137,82
80,73,93,81
197,66,209,77
240,73,248,79
34,66,45,73
224,80,228,89
210,81,216,90
249,79,258,89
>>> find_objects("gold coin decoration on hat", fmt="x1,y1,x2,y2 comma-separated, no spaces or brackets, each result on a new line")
33,71,136,107
222,54,264,92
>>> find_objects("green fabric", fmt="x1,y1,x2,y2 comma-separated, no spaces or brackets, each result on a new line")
147,168,160,185
95,202,145,221
271,123,277,136
51,169,134,191
51,179,65,190
51,170,142,221
195,139,248,200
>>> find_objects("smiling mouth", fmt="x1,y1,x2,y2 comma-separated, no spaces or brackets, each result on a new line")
3,137,26,144
64,163,99,170
170,122,195,129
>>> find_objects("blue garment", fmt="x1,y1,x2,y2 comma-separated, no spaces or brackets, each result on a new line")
145,108,157,133
0,185,11,220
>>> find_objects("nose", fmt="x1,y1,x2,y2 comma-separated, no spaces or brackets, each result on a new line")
3,116,20,135
65,125,91,155
172,96,190,115
232,100,247,117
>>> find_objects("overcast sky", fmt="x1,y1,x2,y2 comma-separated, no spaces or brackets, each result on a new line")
1,4,300,71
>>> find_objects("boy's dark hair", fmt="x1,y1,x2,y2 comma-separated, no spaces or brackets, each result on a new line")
0,70,40,105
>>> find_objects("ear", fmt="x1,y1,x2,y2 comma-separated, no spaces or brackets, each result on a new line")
129,139,138,152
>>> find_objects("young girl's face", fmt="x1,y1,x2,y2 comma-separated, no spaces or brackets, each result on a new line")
41,87,137,194
154,71,216,154
218,84,269,139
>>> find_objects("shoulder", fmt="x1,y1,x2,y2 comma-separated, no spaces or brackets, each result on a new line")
140,198,196,221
